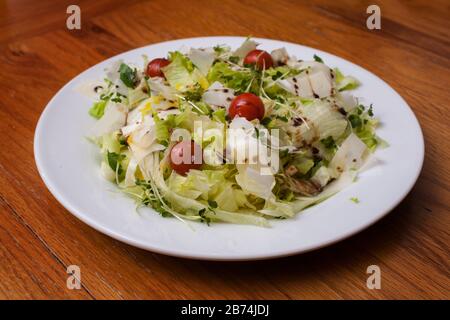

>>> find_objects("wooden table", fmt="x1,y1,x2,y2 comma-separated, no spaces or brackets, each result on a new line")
0,0,449,299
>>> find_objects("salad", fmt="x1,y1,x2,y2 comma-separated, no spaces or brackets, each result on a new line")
84,38,383,227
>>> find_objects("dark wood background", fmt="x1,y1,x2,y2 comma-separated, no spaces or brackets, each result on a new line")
0,0,449,299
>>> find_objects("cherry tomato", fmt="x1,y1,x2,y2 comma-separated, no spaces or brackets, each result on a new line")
145,58,170,78
228,93,265,121
170,141,203,175
243,49,273,70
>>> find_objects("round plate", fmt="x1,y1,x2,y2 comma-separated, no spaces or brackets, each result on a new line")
34,37,424,260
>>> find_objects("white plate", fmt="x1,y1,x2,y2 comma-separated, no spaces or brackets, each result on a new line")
34,37,424,260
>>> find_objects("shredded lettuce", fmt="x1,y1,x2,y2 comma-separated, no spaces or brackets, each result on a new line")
153,113,172,145
293,170,357,211
293,100,348,144
86,38,385,226
127,79,149,107
294,157,315,175
334,68,359,91
90,102,127,137
160,51,209,92
235,164,275,200
347,104,381,151
212,108,226,123
207,62,256,93
89,100,107,119
162,51,196,91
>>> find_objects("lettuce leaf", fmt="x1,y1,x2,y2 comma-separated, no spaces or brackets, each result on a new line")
334,68,359,91
235,165,275,200
347,104,381,151
207,62,254,93
294,100,348,144
89,100,107,119
293,171,357,211
212,108,226,123
127,79,149,108
162,52,195,91
162,51,209,92
258,197,295,218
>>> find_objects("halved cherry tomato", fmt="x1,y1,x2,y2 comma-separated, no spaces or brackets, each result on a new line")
228,93,265,121
170,140,203,175
243,49,273,70
145,58,170,78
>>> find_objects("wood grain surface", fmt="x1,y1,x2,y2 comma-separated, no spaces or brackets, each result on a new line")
0,0,449,299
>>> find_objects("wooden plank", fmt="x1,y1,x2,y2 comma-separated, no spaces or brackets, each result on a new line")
311,0,450,58
0,0,144,46
0,197,92,299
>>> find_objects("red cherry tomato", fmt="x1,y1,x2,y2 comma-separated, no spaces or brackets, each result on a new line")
243,49,273,70
228,93,265,121
146,58,170,78
170,141,203,175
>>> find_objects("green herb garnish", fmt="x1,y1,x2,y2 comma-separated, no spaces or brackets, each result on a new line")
119,63,138,88
350,197,360,204
320,136,337,149
107,151,125,175
348,114,362,129
313,54,324,63
88,100,107,119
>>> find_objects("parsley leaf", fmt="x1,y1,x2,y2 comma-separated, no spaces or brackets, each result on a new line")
320,136,336,149
261,117,272,126
207,62,256,94
348,114,362,129
313,54,324,63
368,104,374,117
213,45,227,55
119,63,138,88
184,84,203,101
229,56,240,64
350,197,360,204
107,151,125,175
